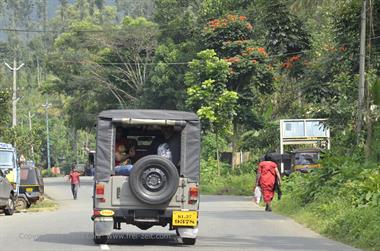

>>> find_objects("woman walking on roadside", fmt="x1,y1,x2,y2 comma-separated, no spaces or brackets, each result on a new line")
255,154,281,211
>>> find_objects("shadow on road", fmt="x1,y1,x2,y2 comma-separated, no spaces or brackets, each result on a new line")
197,235,351,250
35,231,182,247
201,209,287,221
201,195,252,202
106,232,181,246
35,232,95,246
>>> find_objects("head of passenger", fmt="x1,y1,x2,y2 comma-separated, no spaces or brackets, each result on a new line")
126,139,137,158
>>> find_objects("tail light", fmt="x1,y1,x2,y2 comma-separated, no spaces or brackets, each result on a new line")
188,186,199,204
93,209,101,217
96,183,104,196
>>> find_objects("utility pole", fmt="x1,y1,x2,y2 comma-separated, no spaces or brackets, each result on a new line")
4,59,24,128
36,57,41,88
25,111,35,158
357,0,367,144
42,101,51,170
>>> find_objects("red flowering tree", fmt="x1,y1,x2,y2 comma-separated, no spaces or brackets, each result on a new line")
203,15,253,55
202,14,275,126
281,54,306,79
199,14,275,166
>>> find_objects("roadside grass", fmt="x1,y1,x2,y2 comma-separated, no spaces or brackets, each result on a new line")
273,195,380,251
200,154,380,251
201,173,254,196
26,198,58,212
271,153,380,251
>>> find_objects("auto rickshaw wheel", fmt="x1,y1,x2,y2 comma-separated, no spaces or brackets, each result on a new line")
16,197,29,210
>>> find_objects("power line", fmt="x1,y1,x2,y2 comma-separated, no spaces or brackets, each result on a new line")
29,49,320,67
44,50,324,67
0,25,195,34
369,35,380,41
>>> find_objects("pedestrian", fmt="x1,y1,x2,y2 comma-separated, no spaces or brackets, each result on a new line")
255,154,281,212
69,165,81,200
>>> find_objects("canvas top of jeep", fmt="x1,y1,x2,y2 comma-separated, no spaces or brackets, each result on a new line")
92,110,200,244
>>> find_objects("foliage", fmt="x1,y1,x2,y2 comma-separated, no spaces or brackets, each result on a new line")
41,168,61,177
143,41,193,109
1,125,44,164
199,13,275,156
0,91,11,134
274,153,380,250
47,16,159,129
261,0,310,57
200,157,255,195
201,173,254,196
240,121,279,153
201,133,228,160
185,49,238,135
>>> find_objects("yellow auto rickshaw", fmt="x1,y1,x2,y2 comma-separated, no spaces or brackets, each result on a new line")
291,148,321,173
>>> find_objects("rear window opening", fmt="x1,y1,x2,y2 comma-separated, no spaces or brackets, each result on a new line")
294,152,320,165
114,125,182,169
20,168,39,184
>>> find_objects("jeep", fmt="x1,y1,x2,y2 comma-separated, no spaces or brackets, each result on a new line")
92,110,200,245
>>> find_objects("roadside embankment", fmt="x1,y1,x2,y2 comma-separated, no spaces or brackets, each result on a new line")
273,155,380,251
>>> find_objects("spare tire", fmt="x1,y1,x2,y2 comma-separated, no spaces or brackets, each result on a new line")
129,155,179,205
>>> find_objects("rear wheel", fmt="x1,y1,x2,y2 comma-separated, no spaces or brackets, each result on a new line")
16,197,28,210
4,196,15,215
93,222,109,244
93,235,108,244
182,238,196,245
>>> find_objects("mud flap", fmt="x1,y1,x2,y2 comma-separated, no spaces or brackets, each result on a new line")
176,227,198,238
94,217,114,237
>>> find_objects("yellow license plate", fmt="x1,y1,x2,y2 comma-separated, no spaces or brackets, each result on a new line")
26,188,33,193
172,211,198,227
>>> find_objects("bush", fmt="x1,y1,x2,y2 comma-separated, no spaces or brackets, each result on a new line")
41,169,60,177
274,152,380,250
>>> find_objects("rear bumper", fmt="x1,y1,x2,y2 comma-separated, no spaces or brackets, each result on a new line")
92,208,199,228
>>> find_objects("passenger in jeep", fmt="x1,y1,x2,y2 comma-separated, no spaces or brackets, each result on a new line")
115,128,136,166
114,139,136,176
150,126,181,167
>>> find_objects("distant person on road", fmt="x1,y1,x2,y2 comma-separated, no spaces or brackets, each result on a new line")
255,154,281,212
69,165,81,200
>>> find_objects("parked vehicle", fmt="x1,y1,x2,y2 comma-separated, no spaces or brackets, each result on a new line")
0,169,16,215
92,110,201,245
16,161,44,209
84,150,95,176
291,148,321,173
0,142,20,197
265,152,292,176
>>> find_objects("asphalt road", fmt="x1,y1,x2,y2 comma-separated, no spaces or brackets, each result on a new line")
0,177,360,251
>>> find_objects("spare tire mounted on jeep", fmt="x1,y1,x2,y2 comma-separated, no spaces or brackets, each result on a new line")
129,155,179,205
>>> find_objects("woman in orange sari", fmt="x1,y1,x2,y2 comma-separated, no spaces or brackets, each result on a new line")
255,155,281,211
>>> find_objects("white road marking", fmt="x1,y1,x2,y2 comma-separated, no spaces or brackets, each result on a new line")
100,244,110,250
